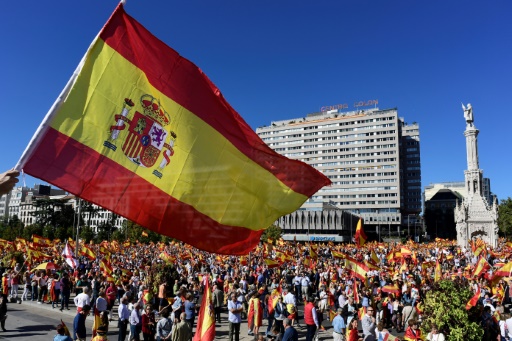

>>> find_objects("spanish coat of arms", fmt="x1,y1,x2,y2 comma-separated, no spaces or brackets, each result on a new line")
104,94,177,178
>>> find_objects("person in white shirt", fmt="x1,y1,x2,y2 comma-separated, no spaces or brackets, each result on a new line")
96,289,109,330
118,296,130,341
38,274,48,303
283,288,296,306
74,287,91,312
483,298,495,313
338,291,347,308
505,314,512,340
301,275,311,300
499,314,508,341
426,324,445,341
318,286,328,313
96,289,108,313
293,274,302,301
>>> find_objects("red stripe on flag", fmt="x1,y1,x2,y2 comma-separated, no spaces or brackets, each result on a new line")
24,128,262,255
99,5,330,197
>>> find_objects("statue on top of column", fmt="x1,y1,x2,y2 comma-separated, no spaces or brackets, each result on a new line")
462,103,474,127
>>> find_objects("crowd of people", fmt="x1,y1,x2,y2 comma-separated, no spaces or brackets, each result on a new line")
0,170,510,341
0,233,510,341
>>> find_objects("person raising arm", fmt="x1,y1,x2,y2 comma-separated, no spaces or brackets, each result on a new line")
0,170,19,196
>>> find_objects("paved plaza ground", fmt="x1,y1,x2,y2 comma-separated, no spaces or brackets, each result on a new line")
2,291,405,340
0,297,337,341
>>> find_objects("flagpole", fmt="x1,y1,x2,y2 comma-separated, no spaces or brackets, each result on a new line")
76,198,81,260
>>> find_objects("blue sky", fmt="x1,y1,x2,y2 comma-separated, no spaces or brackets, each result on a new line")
1,0,511,203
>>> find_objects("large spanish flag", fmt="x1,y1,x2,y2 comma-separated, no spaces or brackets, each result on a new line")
16,4,330,255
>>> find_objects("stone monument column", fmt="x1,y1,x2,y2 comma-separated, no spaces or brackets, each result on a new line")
456,103,498,249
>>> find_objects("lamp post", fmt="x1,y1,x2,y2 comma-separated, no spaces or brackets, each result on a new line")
76,198,81,253
414,220,417,242
350,214,353,243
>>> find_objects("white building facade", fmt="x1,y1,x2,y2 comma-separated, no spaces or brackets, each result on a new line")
256,106,421,237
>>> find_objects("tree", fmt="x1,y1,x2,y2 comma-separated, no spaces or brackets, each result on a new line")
53,205,77,230
421,280,483,341
498,197,512,236
261,224,282,242
42,224,55,240
31,197,67,228
1,215,24,240
21,223,43,240
80,225,96,243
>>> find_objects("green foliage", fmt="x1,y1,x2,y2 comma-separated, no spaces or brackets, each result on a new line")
111,229,125,242
80,225,96,243
261,224,282,242
421,280,483,341
95,221,118,242
31,197,72,228
42,224,55,240
54,225,74,242
498,197,512,236
0,215,24,240
21,223,43,240
1,251,24,269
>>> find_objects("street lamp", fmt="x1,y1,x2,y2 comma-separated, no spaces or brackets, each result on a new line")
414,220,417,242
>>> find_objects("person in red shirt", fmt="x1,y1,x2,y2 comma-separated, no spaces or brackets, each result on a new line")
304,296,319,341
1,273,9,298
141,305,155,341
403,319,422,341
347,318,362,341
105,282,117,322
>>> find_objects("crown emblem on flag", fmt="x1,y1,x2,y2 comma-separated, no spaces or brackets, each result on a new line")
141,94,170,127
105,93,177,177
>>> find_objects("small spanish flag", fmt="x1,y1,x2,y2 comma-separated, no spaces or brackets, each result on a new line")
264,258,280,269
466,286,481,310
193,277,215,341
354,218,367,247
329,309,336,322
60,319,71,337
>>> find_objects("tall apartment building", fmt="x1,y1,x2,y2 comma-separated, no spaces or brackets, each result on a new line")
256,107,421,236
0,192,12,219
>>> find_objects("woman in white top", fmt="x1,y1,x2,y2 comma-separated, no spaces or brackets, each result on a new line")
426,324,445,341
499,313,510,341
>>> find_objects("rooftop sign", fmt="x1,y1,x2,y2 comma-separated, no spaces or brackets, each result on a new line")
321,99,378,112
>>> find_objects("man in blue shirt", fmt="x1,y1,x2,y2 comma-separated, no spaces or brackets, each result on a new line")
282,318,298,341
184,292,196,331
228,292,243,341
73,304,91,341
332,308,346,341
